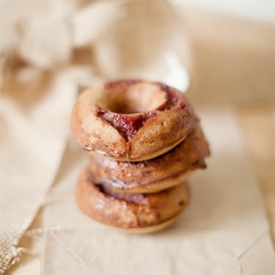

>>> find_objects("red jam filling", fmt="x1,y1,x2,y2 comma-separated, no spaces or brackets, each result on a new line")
156,83,186,110
98,183,145,204
88,174,145,204
97,108,156,141
97,80,186,141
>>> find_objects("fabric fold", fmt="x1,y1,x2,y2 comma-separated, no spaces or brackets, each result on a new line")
0,67,95,274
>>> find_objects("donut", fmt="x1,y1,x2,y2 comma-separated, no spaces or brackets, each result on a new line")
75,168,190,233
88,123,210,194
71,80,195,161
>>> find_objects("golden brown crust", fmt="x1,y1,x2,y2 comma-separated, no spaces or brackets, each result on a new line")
75,168,190,229
70,80,195,161
88,123,210,194
103,216,179,234
102,170,195,195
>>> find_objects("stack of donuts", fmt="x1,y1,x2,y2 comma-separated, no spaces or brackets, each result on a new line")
71,80,210,233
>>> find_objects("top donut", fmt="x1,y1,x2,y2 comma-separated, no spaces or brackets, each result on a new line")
70,80,195,161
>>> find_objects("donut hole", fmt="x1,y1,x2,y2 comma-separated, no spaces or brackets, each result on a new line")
103,83,167,114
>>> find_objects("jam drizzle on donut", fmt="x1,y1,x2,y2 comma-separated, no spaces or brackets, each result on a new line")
96,80,187,141
156,83,186,111
98,183,146,204
88,173,145,204
97,108,156,141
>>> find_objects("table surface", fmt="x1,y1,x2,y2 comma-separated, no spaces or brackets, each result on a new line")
237,104,275,245
182,7,275,246
3,6,275,274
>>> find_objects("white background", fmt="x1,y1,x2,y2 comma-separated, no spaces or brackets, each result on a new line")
170,0,275,23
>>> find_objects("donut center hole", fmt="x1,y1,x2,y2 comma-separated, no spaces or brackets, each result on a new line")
104,83,167,114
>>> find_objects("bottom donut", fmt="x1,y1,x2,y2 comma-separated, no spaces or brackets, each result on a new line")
75,168,190,233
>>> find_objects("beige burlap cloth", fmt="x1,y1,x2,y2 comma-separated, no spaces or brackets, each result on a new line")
0,0,274,274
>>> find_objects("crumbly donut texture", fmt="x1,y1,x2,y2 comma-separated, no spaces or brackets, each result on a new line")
76,168,190,229
88,123,210,193
71,80,210,233
71,80,195,161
